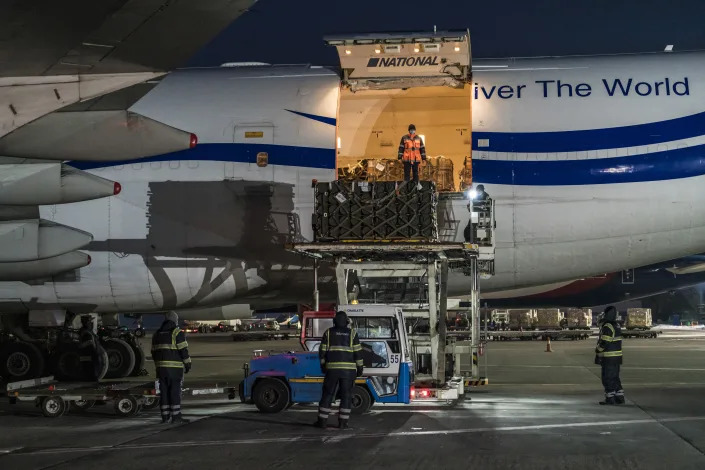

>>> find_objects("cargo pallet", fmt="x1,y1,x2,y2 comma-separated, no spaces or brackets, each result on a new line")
484,330,593,341
6,376,159,418
622,328,661,339
7,376,239,418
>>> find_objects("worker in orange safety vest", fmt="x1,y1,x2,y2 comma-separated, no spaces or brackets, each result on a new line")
397,124,426,183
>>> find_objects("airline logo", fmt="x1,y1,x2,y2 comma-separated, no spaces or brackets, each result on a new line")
367,56,440,67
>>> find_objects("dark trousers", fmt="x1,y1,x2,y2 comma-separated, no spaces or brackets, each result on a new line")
403,161,419,182
158,372,183,421
318,370,355,423
601,359,623,397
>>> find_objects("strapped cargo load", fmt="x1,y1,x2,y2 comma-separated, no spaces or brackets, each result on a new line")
312,180,438,242
566,308,592,329
535,308,564,330
508,309,534,330
625,308,652,330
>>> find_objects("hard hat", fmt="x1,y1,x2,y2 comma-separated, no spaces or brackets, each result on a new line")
408,124,416,132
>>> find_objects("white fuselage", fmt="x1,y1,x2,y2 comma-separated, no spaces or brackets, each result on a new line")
2,52,705,314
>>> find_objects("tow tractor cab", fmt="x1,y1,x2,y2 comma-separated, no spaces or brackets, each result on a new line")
239,305,413,414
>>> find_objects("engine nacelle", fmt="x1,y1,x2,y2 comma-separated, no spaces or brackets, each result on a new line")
0,220,92,262
0,251,90,281
0,163,120,205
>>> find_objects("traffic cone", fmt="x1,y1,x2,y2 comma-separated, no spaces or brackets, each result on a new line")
545,336,553,353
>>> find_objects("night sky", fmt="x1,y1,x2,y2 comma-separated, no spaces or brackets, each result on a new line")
189,0,705,67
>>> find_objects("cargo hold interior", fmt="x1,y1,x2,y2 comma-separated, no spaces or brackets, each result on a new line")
336,85,472,191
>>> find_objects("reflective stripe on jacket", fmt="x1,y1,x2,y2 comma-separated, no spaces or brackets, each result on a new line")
319,327,364,371
151,321,191,369
596,322,622,359
398,134,426,162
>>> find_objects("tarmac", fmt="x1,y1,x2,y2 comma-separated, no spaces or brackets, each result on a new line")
3,330,705,469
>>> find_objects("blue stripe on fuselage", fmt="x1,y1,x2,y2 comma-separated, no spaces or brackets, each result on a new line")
285,109,336,126
71,142,705,186
474,142,705,185
473,110,705,153
71,143,337,171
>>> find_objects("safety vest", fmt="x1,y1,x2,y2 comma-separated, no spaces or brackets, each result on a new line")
401,134,423,162
319,327,364,371
595,322,622,359
151,322,192,369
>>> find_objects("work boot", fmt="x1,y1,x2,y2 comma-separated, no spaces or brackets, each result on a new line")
615,395,625,405
599,396,617,405
160,417,172,424
339,420,352,430
171,415,190,424
313,417,327,429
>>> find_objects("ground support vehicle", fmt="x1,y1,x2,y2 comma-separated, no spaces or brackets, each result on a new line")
239,306,413,414
7,376,239,418
239,180,496,412
6,376,159,418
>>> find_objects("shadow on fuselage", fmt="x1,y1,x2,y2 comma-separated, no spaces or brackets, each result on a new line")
86,180,334,308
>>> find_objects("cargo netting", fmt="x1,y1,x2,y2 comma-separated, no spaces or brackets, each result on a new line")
313,180,438,242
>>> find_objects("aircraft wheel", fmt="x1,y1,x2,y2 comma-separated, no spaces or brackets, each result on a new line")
102,338,136,379
129,342,146,377
0,341,45,381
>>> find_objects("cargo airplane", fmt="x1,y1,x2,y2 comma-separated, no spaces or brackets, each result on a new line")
2,29,705,381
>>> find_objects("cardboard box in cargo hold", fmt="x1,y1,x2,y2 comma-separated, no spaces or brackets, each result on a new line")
626,308,652,329
566,308,592,328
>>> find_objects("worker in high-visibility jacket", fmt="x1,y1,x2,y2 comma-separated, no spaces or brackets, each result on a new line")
594,306,624,405
398,124,427,183
315,310,364,430
151,311,192,424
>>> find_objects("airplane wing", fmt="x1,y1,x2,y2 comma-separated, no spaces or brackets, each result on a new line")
0,0,255,77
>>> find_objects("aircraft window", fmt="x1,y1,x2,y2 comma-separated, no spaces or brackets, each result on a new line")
132,163,143,170
115,165,124,171
169,161,180,169
151,161,162,169
187,161,199,169
361,341,388,368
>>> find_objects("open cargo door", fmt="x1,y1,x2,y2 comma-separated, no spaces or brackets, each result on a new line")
324,30,471,91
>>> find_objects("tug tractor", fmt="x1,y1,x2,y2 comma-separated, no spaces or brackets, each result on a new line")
239,305,413,414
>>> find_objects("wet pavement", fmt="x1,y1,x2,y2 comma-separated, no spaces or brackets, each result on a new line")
2,332,705,469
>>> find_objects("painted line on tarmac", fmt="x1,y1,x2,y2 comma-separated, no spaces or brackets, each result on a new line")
488,365,705,371
11,415,705,456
